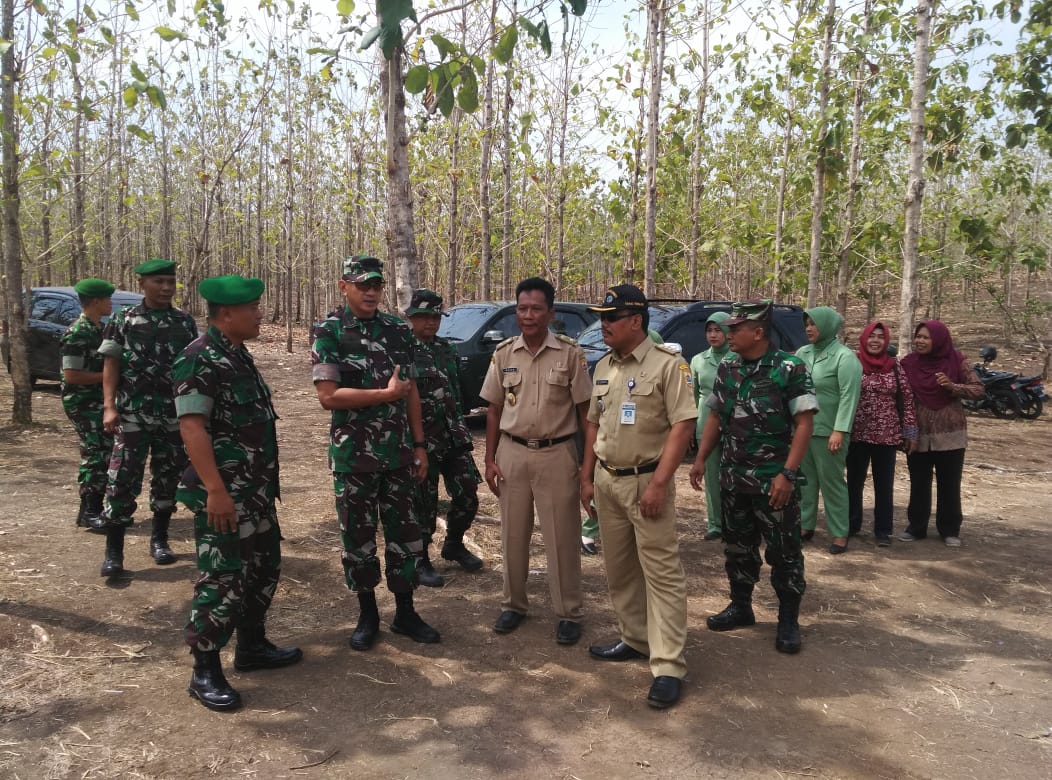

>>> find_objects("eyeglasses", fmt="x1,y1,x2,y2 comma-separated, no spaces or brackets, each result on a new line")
600,311,638,323
352,280,384,291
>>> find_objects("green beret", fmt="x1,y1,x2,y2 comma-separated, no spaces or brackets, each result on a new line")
74,278,116,298
198,275,265,305
134,257,176,276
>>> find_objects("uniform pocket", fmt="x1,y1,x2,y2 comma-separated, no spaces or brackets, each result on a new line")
546,367,570,386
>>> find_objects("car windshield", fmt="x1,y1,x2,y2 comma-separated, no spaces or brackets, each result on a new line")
437,305,495,342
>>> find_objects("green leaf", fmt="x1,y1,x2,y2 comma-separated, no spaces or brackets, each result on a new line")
156,26,188,42
378,0,417,25
130,61,147,81
125,2,139,22
404,64,429,94
470,55,485,75
100,26,115,45
569,0,587,15
123,86,139,108
538,20,551,57
431,33,455,59
0,42,11,57
127,124,154,142
307,47,338,56
457,70,479,112
494,25,517,64
436,68,454,117
337,0,355,16
380,25,403,59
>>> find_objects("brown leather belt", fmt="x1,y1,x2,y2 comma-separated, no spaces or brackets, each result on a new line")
599,459,660,477
505,433,575,450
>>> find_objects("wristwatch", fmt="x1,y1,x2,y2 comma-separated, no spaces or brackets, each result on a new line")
780,467,798,482
412,441,427,449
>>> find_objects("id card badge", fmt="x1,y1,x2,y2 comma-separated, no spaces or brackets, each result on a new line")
620,402,637,425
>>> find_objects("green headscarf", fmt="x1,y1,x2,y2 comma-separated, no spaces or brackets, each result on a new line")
804,306,843,351
706,311,731,356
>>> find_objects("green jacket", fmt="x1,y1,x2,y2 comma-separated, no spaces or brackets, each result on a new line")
794,306,862,437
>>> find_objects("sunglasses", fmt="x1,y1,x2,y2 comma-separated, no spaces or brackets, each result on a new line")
352,279,384,291
600,311,639,323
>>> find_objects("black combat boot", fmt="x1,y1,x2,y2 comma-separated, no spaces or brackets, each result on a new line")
706,582,757,632
349,591,381,651
83,493,106,533
775,592,802,654
234,622,303,671
391,591,441,644
150,512,176,565
441,532,483,572
75,495,88,527
188,648,242,711
417,546,445,588
100,526,126,577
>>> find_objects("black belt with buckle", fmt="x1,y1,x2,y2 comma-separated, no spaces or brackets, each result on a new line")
505,433,575,450
599,459,660,477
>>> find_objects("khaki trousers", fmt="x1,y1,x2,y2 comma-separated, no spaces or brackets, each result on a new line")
496,438,583,620
594,467,687,679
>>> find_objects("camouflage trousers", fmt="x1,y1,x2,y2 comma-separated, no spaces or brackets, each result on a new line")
102,417,187,527
415,446,481,547
63,403,114,497
720,489,807,597
184,504,282,652
334,466,421,594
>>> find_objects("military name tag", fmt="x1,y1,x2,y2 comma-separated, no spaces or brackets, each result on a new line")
620,402,636,425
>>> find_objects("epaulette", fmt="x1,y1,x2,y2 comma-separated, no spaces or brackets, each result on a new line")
655,343,680,355
495,337,516,351
555,333,578,345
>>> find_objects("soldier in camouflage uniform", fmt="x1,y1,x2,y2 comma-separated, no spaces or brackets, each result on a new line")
97,258,198,577
174,275,302,712
689,299,818,654
405,289,483,587
311,255,440,651
61,278,116,530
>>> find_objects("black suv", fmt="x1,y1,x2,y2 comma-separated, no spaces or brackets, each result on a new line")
579,301,810,373
437,301,600,412
2,287,144,385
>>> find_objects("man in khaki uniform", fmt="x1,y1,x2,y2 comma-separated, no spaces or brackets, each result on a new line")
580,284,697,709
481,277,592,645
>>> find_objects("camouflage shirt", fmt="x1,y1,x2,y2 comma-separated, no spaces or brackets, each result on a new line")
172,325,279,514
98,303,198,422
706,347,819,494
413,336,472,453
311,307,418,474
60,314,105,413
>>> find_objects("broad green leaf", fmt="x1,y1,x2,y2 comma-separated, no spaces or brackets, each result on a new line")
127,124,154,142
494,25,517,64
100,26,115,45
125,2,139,22
307,47,338,56
538,20,551,57
130,61,147,81
457,70,479,112
360,25,382,50
123,86,139,108
431,33,455,59
146,85,167,109
380,25,403,59
156,26,188,42
337,0,355,16
404,64,429,94
436,68,454,117
470,55,485,75
42,46,59,57
569,0,587,15
378,0,417,25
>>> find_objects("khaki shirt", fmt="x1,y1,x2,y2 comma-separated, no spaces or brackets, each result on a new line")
480,331,592,439
588,338,698,467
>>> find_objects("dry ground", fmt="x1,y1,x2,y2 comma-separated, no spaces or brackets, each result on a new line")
1,318,1050,780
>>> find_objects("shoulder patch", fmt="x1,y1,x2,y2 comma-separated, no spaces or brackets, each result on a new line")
555,333,577,345
495,337,516,351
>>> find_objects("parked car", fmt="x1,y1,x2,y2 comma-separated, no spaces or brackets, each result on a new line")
2,287,145,385
579,300,810,374
437,301,600,412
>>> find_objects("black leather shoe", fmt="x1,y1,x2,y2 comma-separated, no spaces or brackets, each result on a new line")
556,620,581,645
581,541,599,556
188,649,242,712
801,529,815,542
234,624,303,671
589,639,647,661
706,602,756,632
493,610,525,634
417,560,445,588
441,540,483,572
350,610,380,651
646,676,682,709
703,530,722,541
391,608,441,644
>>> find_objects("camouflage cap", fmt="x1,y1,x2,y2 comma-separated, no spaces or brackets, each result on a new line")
74,278,116,298
725,299,774,326
342,254,384,283
134,257,176,276
589,284,648,312
405,288,445,316
198,275,265,305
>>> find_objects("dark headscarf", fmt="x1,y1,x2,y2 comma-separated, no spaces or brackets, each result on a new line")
901,320,966,410
857,321,895,375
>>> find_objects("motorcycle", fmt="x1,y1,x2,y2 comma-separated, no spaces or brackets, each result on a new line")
963,346,1047,420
